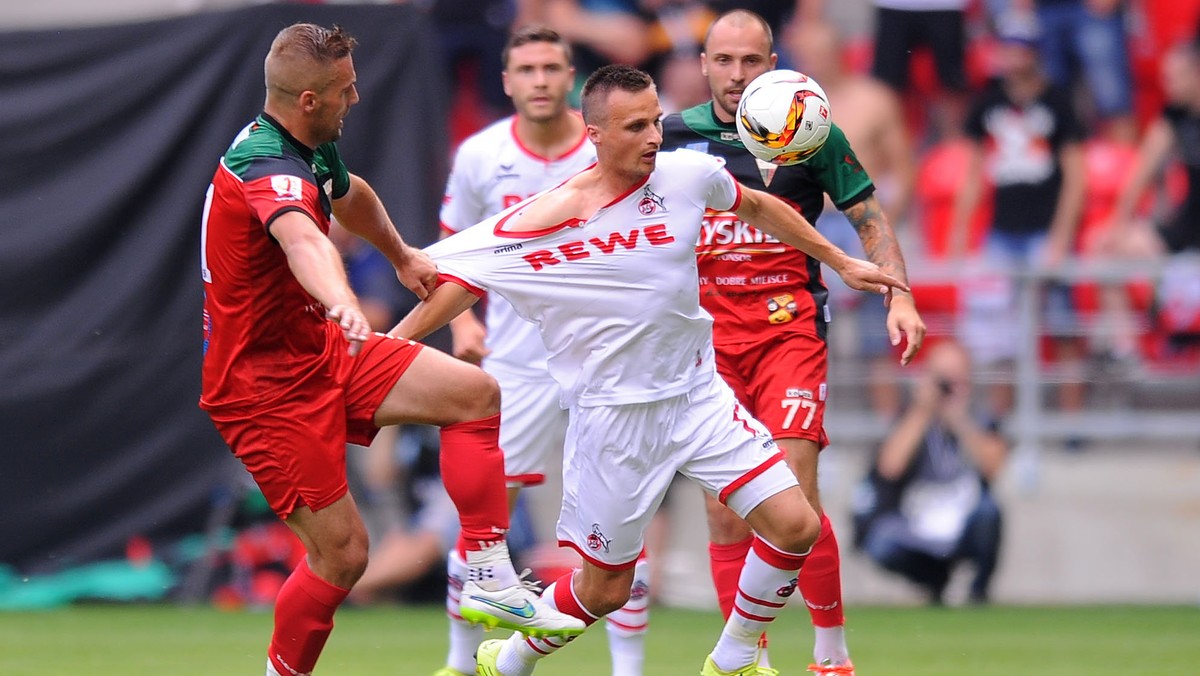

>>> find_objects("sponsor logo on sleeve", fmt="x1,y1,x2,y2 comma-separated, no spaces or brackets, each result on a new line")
270,175,304,202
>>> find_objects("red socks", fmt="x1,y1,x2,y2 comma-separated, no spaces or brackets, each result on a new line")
519,571,599,661
268,558,349,675
708,513,845,628
708,536,753,621
440,413,510,553
800,512,845,627
551,571,600,627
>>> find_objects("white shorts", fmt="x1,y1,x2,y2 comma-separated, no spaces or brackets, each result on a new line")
497,373,567,488
556,375,797,570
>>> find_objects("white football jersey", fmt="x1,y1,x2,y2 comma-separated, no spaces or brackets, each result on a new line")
440,115,596,380
428,149,742,408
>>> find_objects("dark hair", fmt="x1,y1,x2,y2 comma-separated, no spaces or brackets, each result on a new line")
581,64,654,124
702,9,774,55
271,23,358,64
502,25,572,69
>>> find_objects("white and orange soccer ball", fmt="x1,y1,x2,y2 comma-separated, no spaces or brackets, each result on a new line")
735,69,832,166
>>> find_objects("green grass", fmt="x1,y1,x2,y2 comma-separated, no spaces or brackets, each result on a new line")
0,604,1197,675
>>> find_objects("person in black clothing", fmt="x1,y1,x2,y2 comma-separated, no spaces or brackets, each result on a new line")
949,11,1088,420
853,339,1008,605
1094,40,1200,258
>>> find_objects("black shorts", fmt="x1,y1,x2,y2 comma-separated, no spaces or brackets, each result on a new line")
871,6,967,92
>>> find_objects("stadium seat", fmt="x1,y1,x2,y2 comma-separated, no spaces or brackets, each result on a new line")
910,139,991,327
1073,139,1148,316
1073,139,1196,367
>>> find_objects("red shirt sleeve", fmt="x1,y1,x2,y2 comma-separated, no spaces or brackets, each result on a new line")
243,173,325,233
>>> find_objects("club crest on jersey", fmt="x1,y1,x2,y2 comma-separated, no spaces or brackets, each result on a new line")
638,186,666,215
270,175,304,201
767,293,798,324
755,158,778,187
586,524,612,553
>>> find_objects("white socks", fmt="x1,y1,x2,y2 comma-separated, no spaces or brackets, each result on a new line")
444,549,484,673
709,538,807,671
465,540,521,591
605,558,650,675
813,625,850,666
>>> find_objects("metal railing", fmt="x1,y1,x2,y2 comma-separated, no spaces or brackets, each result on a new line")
823,254,1200,488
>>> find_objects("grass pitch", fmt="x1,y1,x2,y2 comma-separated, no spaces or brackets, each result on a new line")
0,604,1197,675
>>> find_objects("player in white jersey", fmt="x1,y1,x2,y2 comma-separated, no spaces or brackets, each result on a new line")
393,65,907,676
433,27,649,676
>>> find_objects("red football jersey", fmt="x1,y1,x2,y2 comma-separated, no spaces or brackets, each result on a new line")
200,115,351,410
662,104,874,346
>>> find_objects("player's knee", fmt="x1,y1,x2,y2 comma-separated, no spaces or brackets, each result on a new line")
333,538,370,584
764,503,821,555
457,371,501,421
315,532,370,587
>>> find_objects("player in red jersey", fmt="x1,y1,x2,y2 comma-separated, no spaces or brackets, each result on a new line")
198,23,583,676
660,10,927,674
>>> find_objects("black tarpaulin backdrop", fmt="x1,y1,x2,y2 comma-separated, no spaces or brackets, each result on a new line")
0,4,449,572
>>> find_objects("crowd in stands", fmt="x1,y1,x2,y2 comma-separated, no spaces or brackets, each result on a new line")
418,0,1200,415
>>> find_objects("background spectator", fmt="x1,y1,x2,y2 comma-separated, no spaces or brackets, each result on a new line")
852,339,1007,605
1009,0,1137,142
523,0,656,102
869,0,971,140
951,11,1088,422
1089,40,1200,356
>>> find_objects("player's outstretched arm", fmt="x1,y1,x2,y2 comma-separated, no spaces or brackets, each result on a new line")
734,186,908,296
437,230,490,364
269,211,371,355
843,194,926,365
334,174,438,299
389,281,480,342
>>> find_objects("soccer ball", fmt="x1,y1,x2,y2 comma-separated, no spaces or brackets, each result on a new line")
735,70,832,166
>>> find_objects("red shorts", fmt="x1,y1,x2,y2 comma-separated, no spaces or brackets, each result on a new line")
208,327,422,519
715,335,829,448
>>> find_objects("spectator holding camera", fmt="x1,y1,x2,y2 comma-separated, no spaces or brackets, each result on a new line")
853,339,1007,605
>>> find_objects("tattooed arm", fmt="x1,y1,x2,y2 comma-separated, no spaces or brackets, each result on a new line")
844,194,927,365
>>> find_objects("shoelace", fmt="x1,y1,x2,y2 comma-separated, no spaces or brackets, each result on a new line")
516,568,544,594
